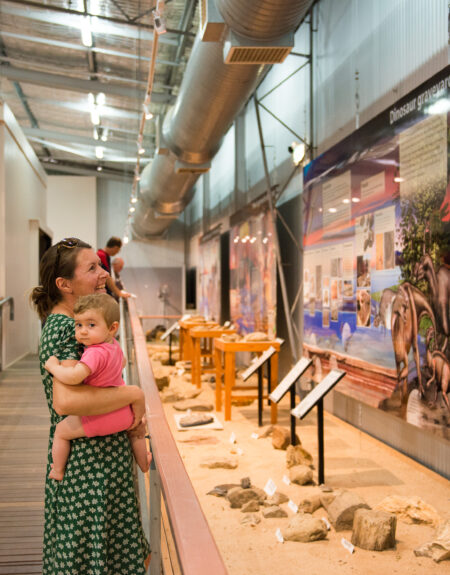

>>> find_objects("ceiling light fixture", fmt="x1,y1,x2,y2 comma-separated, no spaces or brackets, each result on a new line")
288,141,306,166
81,16,93,47
131,197,138,204
143,103,153,120
123,235,130,245
95,146,104,159
129,206,136,213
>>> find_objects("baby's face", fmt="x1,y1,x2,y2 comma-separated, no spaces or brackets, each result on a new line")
74,309,112,346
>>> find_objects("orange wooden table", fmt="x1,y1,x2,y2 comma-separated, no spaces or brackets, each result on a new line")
214,338,281,422
189,326,236,388
178,319,212,361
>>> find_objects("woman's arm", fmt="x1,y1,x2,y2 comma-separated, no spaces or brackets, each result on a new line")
53,380,145,427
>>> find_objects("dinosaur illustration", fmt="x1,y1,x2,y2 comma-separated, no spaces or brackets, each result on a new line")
391,283,436,399
414,253,450,352
374,288,397,330
425,327,450,411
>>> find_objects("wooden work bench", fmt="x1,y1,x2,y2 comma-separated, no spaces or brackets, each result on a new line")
178,319,215,361
189,326,236,388
214,338,281,422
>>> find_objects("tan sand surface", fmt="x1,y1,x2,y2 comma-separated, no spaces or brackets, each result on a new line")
158,368,449,575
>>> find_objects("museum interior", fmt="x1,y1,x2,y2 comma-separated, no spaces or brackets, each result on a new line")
0,0,449,573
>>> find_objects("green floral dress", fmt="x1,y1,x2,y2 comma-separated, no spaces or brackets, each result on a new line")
39,314,150,575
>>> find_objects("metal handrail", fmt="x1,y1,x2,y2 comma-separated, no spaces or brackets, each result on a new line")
0,297,14,320
126,297,228,575
0,297,14,372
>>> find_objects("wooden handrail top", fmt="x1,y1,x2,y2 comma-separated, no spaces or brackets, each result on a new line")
139,315,182,319
127,298,228,575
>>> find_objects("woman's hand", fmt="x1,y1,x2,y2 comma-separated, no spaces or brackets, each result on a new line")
45,355,60,373
129,390,146,429
128,417,147,438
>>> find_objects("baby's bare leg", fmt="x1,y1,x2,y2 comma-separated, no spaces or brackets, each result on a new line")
50,415,86,481
127,419,151,473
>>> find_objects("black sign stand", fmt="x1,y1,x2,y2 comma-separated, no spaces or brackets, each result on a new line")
268,357,313,445
241,346,278,427
161,322,179,366
291,369,346,484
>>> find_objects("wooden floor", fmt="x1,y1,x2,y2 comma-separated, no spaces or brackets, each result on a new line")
0,355,48,574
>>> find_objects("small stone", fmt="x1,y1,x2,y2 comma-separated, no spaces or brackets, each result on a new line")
414,519,450,562
289,465,314,486
227,487,266,508
375,495,441,527
298,495,322,514
153,369,170,390
243,332,270,342
173,399,214,412
272,426,292,450
282,514,328,542
200,457,238,469
327,490,370,531
266,492,289,506
240,477,251,489
179,414,214,428
240,513,261,526
258,425,273,438
241,500,260,513
320,491,339,510
351,509,397,551
207,483,240,497
286,444,313,468
263,505,288,518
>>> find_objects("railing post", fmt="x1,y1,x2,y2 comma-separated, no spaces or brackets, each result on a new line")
149,452,162,575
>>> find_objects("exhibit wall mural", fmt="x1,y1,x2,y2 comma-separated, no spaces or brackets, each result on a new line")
303,66,450,440
229,211,276,336
198,234,221,322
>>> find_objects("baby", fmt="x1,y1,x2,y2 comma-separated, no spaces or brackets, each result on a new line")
45,293,150,481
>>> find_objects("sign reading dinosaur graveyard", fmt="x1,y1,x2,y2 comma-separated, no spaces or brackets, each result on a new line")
302,66,450,439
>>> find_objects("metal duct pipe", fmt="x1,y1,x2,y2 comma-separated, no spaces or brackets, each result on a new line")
132,0,313,238
217,0,309,41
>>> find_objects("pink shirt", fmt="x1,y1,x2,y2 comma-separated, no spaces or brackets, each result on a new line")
80,339,124,388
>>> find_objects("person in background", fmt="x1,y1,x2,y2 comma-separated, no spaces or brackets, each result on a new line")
112,257,125,292
97,237,129,299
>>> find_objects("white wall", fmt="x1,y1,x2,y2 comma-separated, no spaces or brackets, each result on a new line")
47,176,97,247
97,178,185,267
0,102,47,365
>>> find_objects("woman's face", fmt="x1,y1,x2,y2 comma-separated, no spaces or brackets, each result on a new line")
68,248,109,297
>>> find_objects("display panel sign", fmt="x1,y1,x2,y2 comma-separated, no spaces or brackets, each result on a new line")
303,67,450,439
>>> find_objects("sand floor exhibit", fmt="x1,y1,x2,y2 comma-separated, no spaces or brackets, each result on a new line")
149,348,450,575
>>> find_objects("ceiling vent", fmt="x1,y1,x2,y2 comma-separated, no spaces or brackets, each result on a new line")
175,161,211,174
200,0,226,42
224,31,293,65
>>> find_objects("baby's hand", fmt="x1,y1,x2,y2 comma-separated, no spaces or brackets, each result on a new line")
45,355,60,373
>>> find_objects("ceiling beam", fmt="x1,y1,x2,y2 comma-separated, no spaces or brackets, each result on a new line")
42,161,134,182
2,0,194,40
0,66,173,102
0,30,182,67
22,127,153,154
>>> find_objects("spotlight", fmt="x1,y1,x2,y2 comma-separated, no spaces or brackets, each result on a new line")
123,235,130,245
81,16,92,47
288,141,306,166
97,165,103,172
95,146,104,159
131,197,138,204
143,104,153,120
129,206,136,213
